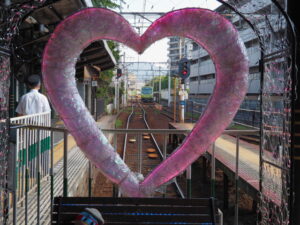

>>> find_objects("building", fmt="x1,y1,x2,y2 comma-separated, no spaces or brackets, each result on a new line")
184,1,282,128
167,37,189,76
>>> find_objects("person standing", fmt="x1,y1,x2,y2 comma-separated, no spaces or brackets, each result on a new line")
10,74,51,179
16,74,51,116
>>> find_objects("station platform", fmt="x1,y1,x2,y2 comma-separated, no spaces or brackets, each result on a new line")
52,115,117,165
169,122,282,205
169,122,262,199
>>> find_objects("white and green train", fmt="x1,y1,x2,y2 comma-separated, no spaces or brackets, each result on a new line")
141,86,154,103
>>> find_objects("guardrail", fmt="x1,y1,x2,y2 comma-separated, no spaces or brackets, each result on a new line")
185,100,261,128
9,112,52,225
9,112,51,196
160,99,261,128
8,123,67,225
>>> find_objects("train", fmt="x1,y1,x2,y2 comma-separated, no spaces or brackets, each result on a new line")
141,86,154,103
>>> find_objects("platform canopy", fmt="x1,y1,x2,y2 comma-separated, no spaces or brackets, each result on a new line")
12,0,116,82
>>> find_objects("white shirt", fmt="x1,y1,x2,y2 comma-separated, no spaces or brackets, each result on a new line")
16,89,51,115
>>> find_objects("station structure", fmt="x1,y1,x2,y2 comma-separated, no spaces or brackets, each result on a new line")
0,0,299,225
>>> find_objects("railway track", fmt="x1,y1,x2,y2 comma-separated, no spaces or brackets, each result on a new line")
120,102,185,198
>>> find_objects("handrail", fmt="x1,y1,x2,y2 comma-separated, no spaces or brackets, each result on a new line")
9,112,52,225
10,111,50,122
17,124,260,135
190,100,260,113
9,122,260,224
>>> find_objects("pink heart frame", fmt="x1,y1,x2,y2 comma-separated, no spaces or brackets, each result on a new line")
42,8,248,197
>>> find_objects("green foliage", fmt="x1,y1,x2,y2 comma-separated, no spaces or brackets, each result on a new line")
95,31,122,105
119,80,124,96
96,68,114,105
91,0,125,107
146,75,176,91
107,40,121,62
115,119,123,128
228,123,252,130
122,107,133,113
186,111,200,119
92,0,124,8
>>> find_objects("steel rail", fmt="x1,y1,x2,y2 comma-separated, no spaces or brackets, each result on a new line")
122,104,134,162
138,103,185,198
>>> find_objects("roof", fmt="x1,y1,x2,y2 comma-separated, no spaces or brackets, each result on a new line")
14,0,116,81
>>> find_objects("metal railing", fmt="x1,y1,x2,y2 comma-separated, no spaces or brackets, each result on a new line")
8,122,68,225
185,100,261,128
209,130,260,225
9,112,51,196
7,120,259,224
159,99,261,128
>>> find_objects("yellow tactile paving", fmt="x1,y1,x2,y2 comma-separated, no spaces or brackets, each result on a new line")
53,134,77,165
55,120,64,125
52,115,117,166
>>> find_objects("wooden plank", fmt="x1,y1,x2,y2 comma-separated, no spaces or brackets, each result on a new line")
52,197,215,224
57,205,211,214
52,198,60,223
57,213,212,223
102,223,202,225
55,222,208,225
55,197,211,206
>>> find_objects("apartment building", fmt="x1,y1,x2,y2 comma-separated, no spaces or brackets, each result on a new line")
178,1,285,127
168,37,189,76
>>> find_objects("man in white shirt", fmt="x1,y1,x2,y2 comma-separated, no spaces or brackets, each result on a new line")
16,74,51,116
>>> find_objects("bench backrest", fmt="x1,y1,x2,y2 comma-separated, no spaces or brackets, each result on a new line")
52,197,217,225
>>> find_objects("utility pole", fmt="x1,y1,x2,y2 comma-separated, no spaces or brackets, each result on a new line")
124,69,127,107
123,53,127,107
179,38,192,197
151,64,154,87
168,63,171,107
117,79,119,113
114,78,117,112
179,37,184,123
179,80,185,123
173,77,177,122
179,37,185,123
159,66,161,103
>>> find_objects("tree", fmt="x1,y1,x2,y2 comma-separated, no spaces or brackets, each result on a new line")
92,0,124,9
96,41,120,105
146,75,176,91
92,0,124,106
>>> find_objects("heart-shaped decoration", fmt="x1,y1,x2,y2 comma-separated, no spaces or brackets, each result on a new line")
42,8,248,197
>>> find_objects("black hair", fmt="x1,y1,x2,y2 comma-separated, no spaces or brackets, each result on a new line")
26,74,41,88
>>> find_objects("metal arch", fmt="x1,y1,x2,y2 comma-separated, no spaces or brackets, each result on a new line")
215,0,265,49
215,0,266,197
215,1,297,225
267,1,297,224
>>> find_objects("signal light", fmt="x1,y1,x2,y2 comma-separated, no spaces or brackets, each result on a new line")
178,58,190,79
117,68,122,79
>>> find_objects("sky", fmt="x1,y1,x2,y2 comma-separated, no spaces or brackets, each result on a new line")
117,0,221,65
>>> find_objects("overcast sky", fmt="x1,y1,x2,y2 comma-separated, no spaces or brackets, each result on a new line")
117,0,221,64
